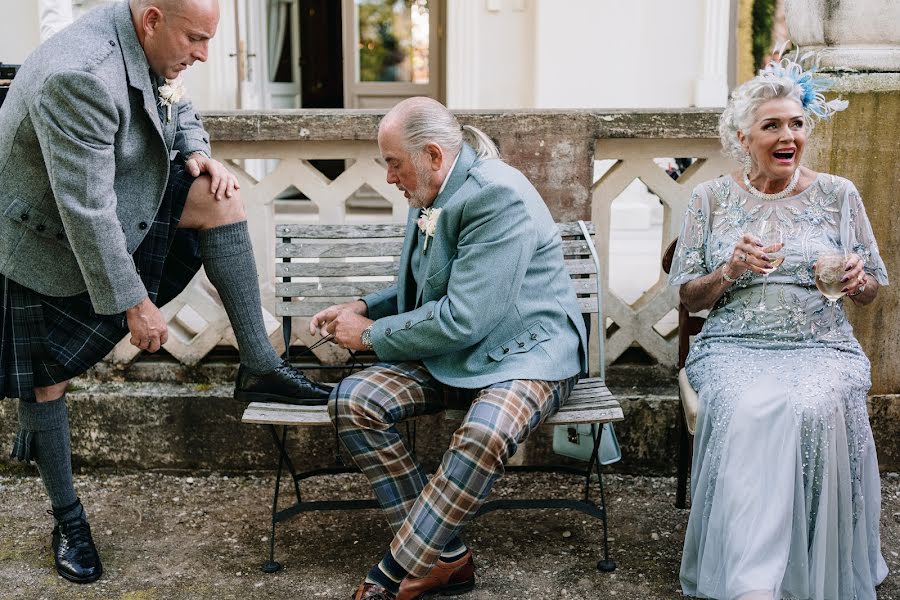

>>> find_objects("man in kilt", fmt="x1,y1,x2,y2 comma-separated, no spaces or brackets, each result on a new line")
0,0,329,584
309,97,588,600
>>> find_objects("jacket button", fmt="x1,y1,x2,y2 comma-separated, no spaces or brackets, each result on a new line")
385,327,392,336
502,347,509,354
36,224,46,232
404,321,411,329
108,40,116,46
20,213,29,221
138,221,148,230
426,311,434,319
530,333,538,340
518,341,525,348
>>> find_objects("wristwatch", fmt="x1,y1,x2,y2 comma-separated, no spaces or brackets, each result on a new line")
360,325,374,350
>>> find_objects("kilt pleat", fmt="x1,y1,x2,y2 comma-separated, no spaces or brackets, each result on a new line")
0,162,200,402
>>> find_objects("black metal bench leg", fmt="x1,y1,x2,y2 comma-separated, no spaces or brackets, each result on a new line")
589,426,616,573
262,425,289,573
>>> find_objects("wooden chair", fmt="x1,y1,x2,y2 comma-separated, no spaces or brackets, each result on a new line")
661,239,704,509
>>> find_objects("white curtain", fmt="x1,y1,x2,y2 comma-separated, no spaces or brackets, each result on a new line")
267,0,292,80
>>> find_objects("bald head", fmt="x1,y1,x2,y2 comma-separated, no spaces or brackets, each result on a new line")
131,0,218,18
131,0,219,79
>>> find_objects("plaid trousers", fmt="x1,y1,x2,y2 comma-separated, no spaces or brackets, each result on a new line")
328,361,577,577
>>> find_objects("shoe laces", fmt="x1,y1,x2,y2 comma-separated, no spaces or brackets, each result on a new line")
49,510,94,550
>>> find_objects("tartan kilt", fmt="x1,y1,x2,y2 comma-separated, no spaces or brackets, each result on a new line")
0,163,201,402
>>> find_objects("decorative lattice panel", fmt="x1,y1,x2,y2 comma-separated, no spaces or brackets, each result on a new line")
592,139,736,366
108,141,407,367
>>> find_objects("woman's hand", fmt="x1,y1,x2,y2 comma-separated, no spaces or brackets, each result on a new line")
840,253,867,296
724,233,778,279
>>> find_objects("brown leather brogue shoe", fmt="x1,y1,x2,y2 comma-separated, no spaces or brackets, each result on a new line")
396,550,475,600
353,582,397,600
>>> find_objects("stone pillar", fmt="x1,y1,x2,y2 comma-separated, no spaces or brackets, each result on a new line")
787,0,900,401
445,2,480,109
693,0,731,106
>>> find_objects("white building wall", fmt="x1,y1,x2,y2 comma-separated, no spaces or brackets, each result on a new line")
0,0,40,64
4,0,730,111
532,0,705,109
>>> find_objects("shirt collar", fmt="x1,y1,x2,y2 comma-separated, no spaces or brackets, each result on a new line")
436,151,460,197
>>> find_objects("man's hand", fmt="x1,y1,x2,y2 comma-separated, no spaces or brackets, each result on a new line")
309,300,372,350
184,154,240,201
126,297,168,352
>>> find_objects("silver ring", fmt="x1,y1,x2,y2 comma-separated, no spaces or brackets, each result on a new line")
740,253,747,262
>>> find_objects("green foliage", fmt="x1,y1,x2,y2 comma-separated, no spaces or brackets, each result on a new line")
358,2,398,82
751,0,777,70
358,0,425,82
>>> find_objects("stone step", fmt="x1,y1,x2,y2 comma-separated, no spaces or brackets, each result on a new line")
1,373,897,475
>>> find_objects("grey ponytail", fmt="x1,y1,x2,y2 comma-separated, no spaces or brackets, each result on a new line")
462,124,501,161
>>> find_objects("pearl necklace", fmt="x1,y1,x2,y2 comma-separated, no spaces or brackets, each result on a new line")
742,168,801,201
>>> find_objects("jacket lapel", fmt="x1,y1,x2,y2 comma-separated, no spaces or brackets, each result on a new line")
396,207,420,314
114,1,164,142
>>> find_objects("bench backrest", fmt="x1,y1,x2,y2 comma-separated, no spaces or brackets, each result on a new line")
275,221,605,380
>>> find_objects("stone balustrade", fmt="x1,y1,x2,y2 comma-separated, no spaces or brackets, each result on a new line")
105,109,735,371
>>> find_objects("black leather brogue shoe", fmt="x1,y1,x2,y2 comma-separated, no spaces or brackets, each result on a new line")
234,360,332,405
52,512,103,584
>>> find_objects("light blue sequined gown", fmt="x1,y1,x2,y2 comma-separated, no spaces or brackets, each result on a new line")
669,174,889,600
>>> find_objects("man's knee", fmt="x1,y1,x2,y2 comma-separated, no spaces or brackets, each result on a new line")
457,403,520,463
34,381,69,403
328,372,390,428
183,176,245,228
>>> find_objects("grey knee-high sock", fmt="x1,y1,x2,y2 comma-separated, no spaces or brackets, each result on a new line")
12,396,78,514
200,221,281,373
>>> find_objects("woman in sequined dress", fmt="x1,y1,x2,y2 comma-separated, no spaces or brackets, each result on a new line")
669,50,889,600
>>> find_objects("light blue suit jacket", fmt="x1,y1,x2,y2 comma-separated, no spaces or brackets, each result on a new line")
363,144,588,389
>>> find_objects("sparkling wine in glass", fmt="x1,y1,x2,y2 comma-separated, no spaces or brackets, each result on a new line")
815,252,848,334
755,218,784,308
815,253,848,301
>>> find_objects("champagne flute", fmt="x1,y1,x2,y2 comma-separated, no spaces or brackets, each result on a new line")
754,218,784,309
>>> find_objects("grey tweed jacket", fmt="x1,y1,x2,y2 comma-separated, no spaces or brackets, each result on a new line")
0,1,210,315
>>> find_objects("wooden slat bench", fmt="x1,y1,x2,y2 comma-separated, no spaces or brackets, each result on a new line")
242,220,623,574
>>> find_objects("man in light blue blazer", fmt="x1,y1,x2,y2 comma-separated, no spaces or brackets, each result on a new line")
0,0,328,584
310,97,588,600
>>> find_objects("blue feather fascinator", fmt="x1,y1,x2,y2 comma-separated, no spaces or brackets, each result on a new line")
760,42,849,121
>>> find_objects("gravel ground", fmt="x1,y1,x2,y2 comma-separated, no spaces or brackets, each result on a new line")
0,470,897,599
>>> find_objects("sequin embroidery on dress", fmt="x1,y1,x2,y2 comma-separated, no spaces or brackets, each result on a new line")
669,173,889,600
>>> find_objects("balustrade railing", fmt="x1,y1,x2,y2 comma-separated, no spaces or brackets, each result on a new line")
105,109,733,369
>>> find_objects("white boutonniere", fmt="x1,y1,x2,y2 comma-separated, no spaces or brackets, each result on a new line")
416,207,442,253
157,77,186,122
